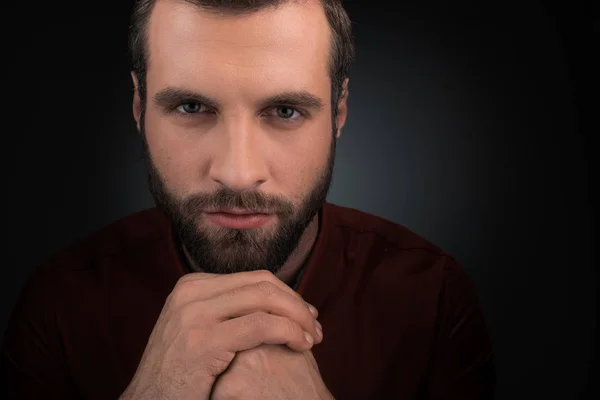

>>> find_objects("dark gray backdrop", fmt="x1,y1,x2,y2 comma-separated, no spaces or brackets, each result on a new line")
2,1,596,399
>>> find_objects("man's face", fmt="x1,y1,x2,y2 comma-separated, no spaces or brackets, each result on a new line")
134,0,348,274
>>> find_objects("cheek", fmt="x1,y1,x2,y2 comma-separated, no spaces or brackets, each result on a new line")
143,111,210,193
271,129,331,201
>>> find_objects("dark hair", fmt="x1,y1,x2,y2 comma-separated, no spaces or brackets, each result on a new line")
128,0,354,113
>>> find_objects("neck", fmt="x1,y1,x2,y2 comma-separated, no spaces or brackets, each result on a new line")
274,213,320,286
181,212,321,286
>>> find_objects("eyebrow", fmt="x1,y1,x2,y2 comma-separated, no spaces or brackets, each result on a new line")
152,86,325,111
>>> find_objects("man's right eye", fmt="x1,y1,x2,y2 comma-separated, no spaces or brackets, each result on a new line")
175,102,206,114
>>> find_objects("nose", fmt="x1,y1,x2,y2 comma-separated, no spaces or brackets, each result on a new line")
209,117,268,191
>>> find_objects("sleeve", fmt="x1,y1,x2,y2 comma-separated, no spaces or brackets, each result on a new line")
0,265,80,399
422,258,496,399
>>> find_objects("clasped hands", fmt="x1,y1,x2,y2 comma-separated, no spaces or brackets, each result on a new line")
120,270,333,400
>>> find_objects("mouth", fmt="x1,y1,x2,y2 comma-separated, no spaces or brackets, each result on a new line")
203,209,274,229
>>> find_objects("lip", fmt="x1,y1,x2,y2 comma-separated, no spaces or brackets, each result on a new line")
207,208,265,215
204,211,273,229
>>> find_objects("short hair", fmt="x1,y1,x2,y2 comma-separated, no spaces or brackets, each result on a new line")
128,0,355,111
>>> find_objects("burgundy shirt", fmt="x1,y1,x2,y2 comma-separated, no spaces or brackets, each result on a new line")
1,203,495,399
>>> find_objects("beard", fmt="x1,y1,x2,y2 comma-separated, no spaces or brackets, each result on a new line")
140,117,336,275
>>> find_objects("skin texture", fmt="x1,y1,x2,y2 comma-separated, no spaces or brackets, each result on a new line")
125,0,348,398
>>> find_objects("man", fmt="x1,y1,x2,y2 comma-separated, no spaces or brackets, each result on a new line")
1,0,495,398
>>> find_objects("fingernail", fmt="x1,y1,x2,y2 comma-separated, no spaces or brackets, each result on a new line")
304,331,314,345
315,320,323,339
307,303,318,317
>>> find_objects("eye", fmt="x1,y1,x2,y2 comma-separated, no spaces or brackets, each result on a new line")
175,102,207,114
263,106,306,126
276,106,298,119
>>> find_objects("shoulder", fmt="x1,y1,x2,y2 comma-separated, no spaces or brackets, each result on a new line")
4,208,173,348
20,208,174,304
324,202,469,302
39,208,171,273
325,202,451,264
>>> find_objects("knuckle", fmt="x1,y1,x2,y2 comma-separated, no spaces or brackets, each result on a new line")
169,281,193,308
249,311,270,329
238,347,267,368
254,280,277,297
201,348,236,377
175,274,195,288
259,271,290,293
253,269,276,282
278,316,301,337
245,312,273,337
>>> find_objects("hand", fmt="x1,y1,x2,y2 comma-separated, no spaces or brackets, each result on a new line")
210,344,334,400
119,270,322,400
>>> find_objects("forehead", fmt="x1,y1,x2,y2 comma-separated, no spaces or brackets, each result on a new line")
145,0,332,99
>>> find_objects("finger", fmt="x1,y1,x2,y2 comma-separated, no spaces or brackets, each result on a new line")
211,312,314,352
204,281,322,343
174,270,318,317
181,272,219,280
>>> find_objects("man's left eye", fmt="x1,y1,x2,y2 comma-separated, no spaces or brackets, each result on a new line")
275,107,298,119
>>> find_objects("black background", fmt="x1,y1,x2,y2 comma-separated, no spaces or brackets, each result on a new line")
1,1,597,398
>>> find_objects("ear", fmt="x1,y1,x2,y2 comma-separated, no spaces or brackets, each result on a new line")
334,78,349,139
131,71,142,132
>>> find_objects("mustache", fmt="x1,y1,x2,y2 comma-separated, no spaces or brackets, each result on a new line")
180,187,295,216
